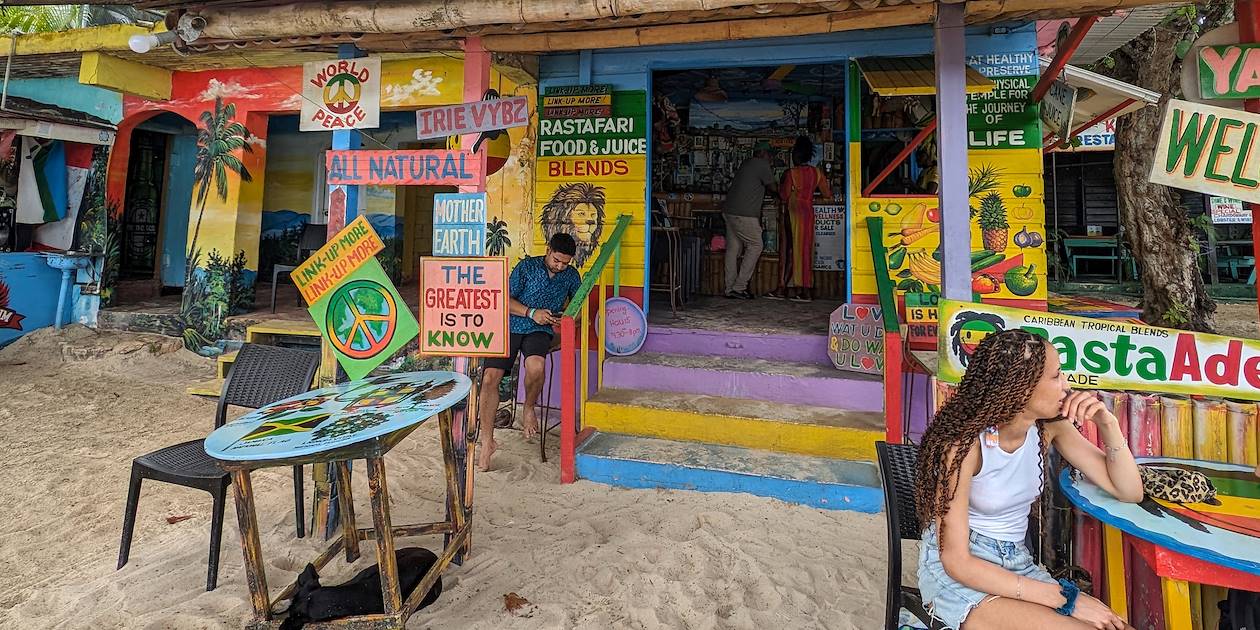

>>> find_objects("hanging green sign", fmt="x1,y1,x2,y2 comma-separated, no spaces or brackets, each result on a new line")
292,216,419,380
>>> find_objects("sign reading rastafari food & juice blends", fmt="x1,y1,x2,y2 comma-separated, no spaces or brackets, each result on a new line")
291,216,419,380
938,299,1260,401
1150,98,1260,204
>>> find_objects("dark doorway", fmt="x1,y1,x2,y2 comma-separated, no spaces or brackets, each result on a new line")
121,129,168,280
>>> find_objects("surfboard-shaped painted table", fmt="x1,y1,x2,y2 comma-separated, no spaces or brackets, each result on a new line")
205,371,472,629
1060,458,1260,629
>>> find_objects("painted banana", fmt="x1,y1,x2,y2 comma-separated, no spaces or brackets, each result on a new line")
907,251,941,285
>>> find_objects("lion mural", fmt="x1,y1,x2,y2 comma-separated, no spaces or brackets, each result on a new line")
540,181,606,269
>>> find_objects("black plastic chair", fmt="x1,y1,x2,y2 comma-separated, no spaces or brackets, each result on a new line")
271,222,327,311
117,344,321,591
877,441,946,630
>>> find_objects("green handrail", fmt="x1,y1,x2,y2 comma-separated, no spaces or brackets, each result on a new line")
865,216,901,333
563,214,634,318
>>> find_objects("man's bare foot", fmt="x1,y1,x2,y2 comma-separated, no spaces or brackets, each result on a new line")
477,438,497,472
520,409,539,440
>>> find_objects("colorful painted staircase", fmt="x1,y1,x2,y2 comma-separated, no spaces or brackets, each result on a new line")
576,324,886,513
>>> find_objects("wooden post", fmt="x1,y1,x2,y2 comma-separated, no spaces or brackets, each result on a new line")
560,316,578,483
933,3,971,301
366,457,402,615
230,470,271,621
1103,525,1128,619
334,460,360,562
1240,0,1260,331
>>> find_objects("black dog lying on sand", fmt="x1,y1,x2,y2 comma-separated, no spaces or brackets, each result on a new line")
279,547,443,629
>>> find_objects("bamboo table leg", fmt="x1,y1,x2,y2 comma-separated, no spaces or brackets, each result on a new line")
366,457,402,616
230,470,271,623
1162,578,1194,630
334,460,360,562
1103,525,1128,620
438,410,467,556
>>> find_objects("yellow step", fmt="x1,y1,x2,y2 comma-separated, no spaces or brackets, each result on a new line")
245,319,320,343
584,389,883,461
216,350,238,379
187,377,224,398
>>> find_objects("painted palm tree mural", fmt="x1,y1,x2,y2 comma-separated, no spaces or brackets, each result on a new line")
180,97,254,352
485,217,511,256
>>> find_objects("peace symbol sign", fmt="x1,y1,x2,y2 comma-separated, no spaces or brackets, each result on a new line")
323,73,363,115
326,279,398,360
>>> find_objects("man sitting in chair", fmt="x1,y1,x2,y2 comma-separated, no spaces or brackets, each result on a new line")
477,233,582,471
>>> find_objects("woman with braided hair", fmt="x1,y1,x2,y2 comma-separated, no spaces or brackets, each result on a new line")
915,329,1144,629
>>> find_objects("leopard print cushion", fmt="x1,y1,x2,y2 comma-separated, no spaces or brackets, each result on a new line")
1139,465,1217,504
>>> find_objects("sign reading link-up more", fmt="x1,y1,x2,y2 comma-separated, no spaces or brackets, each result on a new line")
1150,98,1260,204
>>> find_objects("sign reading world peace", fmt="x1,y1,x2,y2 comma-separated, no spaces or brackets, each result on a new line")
291,216,419,380
301,57,381,131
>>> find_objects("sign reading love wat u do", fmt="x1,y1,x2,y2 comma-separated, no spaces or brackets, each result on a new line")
419,257,508,358
1150,99,1260,204
291,216,418,380
829,303,884,375
1199,44,1260,100
301,57,381,131
938,299,1260,400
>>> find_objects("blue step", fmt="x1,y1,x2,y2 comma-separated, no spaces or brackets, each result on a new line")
575,432,884,513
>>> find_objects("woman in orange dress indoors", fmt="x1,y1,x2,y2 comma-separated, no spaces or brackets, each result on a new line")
768,135,830,303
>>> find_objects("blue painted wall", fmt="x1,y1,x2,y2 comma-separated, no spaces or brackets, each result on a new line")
1,253,68,347
538,22,1038,310
7,77,123,123
161,134,195,287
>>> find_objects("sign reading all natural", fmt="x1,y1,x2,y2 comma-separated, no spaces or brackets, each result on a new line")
938,299,1260,400
1150,99,1260,204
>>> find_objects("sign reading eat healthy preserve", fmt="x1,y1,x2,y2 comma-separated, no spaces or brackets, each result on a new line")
291,216,419,380
415,96,530,140
938,299,1260,400
419,257,509,358
432,193,487,256
1150,99,1260,204
301,57,381,131
1199,44,1260,100
325,150,482,186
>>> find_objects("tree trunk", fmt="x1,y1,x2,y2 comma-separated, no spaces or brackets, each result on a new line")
1111,9,1220,332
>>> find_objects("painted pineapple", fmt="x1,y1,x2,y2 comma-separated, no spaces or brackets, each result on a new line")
978,192,1009,252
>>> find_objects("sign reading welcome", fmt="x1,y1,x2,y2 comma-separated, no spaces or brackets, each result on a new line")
1150,99,1260,204
938,299,1260,400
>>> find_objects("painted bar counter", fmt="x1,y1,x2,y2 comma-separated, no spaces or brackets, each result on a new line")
1059,459,1260,629
204,371,471,629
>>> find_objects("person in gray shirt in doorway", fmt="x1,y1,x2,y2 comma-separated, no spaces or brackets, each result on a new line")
722,141,776,299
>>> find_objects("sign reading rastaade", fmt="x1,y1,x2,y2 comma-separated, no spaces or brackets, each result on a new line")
415,96,530,140
432,193,487,257
419,257,509,358
1149,99,1260,204
828,303,884,374
937,299,1260,400
301,57,381,131
291,216,419,380
1199,44,1260,100
325,150,482,186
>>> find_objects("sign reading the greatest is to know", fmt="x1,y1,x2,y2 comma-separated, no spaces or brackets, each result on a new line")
300,57,381,131
938,299,1260,400
291,216,419,380
415,96,530,140
325,150,483,186
419,257,509,358
1150,99,1260,204
432,193,487,257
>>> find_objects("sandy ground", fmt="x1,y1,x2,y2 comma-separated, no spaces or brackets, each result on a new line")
0,327,889,629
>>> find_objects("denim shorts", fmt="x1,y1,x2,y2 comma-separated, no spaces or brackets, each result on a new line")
917,527,1054,629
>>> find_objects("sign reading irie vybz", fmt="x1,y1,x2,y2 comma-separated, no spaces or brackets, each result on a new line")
938,300,1260,400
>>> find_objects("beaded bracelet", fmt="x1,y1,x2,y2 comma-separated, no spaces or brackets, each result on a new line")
1055,578,1080,616
527,308,536,320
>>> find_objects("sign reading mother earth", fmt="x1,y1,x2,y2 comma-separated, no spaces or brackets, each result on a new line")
291,216,419,380
828,304,884,375
1150,98,1260,204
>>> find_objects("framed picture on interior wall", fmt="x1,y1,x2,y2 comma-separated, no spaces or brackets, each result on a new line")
693,135,707,150
823,142,835,161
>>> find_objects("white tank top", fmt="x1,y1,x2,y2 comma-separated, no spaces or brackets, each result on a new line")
968,424,1042,542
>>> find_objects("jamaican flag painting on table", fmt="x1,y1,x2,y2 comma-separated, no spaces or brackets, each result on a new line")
291,215,419,380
